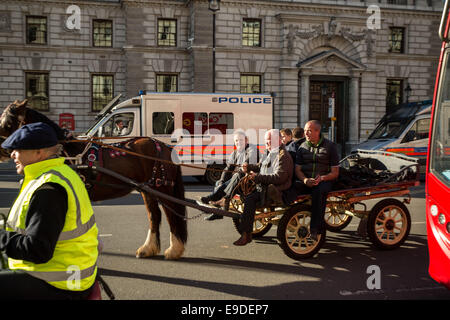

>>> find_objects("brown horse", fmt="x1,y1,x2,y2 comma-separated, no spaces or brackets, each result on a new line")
0,100,187,260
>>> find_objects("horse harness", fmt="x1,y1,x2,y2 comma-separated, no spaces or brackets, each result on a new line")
67,138,176,193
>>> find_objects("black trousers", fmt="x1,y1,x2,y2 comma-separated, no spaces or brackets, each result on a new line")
283,181,333,233
239,191,264,234
0,269,93,300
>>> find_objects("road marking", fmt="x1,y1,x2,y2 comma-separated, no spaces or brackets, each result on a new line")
340,286,446,297
99,234,113,237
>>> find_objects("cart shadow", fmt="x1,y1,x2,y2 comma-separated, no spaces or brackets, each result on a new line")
99,232,444,299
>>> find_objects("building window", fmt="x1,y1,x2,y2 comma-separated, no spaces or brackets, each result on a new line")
92,74,114,112
26,16,47,45
157,19,177,47
242,19,261,47
387,0,407,4
240,74,261,93
389,27,405,53
93,19,113,47
156,74,178,92
25,72,49,111
386,79,403,111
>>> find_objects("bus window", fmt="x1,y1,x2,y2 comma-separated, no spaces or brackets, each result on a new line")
209,113,234,134
182,112,207,134
152,112,174,134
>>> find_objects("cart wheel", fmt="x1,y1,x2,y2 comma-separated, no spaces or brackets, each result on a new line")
230,195,272,237
204,164,225,185
324,200,353,232
277,204,325,260
367,198,411,250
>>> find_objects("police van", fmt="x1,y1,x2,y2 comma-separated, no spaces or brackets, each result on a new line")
353,100,432,174
80,92,273,184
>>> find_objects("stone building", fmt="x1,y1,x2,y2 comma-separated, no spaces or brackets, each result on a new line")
0,0,443,153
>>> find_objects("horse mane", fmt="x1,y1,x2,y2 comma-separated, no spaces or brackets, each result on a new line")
24,107,67,140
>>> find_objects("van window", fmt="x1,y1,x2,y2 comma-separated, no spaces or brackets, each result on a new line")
209,113,234,134
153,112,174,134
99,113,134,137
369,121,408,139
401,118,431,143
183,112,207,134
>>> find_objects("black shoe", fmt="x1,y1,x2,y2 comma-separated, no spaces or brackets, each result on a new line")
200,196,212,204
309,229,319,241
204,213,223,221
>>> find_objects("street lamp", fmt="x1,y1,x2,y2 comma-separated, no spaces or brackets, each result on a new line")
208,0,220,92
208,0,220,12
405,83,412,104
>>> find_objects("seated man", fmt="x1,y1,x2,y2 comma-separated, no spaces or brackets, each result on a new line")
280,128,293,148
286,127,305,156
233,129,293,246
198,130,259,220
290,120,340,241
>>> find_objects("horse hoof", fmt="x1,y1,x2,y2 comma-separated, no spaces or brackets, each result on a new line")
164,247,184,260
136,245,160,258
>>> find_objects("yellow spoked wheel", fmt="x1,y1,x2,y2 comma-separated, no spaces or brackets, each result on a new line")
324,199,353,232
277,204,325,260
230,196,272,238
367,199,411,250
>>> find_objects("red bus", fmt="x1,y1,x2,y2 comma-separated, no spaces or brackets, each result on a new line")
427,0,450,290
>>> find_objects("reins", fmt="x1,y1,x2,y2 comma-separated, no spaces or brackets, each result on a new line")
63,137,238,174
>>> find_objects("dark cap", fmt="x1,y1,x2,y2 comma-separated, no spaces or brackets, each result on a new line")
1,122,58,150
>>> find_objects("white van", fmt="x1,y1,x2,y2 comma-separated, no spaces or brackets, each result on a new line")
353,100,432,173
80,92,273,184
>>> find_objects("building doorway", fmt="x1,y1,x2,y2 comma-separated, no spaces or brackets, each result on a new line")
309,79,348,153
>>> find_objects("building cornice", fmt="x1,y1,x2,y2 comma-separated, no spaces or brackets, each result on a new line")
0,44,124,55
1,0,122,7
221,0,442,16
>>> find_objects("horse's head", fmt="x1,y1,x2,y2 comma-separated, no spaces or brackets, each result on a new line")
0,136,11,162
0,99,28,162
0,99,28,138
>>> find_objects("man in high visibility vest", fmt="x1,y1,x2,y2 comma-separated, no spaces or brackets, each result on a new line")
0,122,98,300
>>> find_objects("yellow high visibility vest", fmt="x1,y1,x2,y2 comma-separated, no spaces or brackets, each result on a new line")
6,157,98,291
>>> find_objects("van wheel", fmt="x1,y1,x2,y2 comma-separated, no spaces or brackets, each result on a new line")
204,164,225,185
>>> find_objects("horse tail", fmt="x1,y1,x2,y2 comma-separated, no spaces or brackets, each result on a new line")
172,163,188,244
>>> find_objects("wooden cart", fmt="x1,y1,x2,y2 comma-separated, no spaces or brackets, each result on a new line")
229,150,420,260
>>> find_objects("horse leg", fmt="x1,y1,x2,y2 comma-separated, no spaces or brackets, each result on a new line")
136,194,161,258
161,201,187,260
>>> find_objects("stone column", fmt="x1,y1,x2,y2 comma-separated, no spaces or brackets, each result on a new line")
347,71,360,154
299,68,312,128
278,66,300,129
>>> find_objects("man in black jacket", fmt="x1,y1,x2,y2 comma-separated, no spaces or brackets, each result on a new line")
198,130,259,219
291,120,340,241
